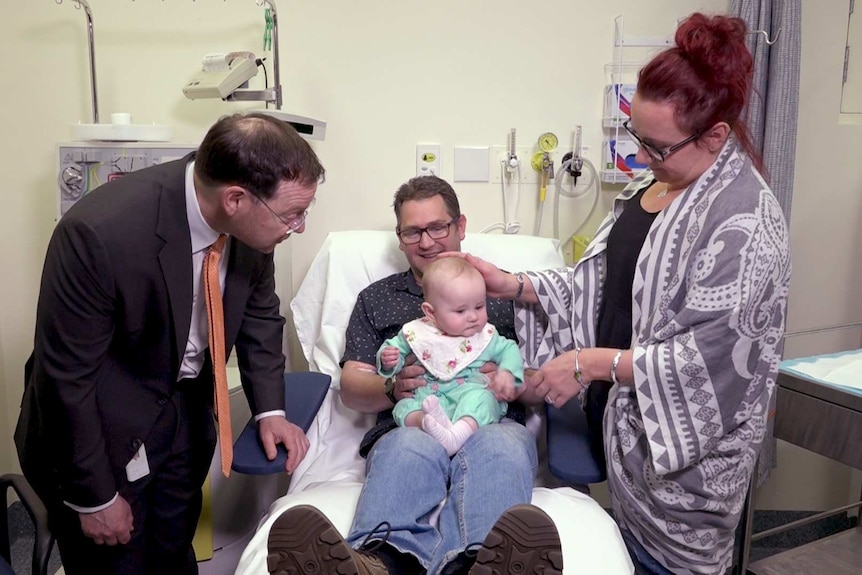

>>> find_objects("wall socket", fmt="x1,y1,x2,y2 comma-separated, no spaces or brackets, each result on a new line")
416,144,441,177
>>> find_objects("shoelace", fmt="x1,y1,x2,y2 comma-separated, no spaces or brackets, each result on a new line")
359,521,393,554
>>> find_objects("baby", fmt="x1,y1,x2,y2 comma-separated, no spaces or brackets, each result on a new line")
377,257,523,455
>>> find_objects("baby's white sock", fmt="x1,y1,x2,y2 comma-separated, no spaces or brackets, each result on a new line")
421,395,452,428
422,416,476,456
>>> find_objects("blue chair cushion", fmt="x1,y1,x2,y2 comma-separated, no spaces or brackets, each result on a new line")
231,371,331,475
545,399,606,485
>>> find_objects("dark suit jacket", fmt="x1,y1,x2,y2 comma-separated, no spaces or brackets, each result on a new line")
15,155,286,509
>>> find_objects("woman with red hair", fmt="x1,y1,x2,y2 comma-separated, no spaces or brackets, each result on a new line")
463,12,791,574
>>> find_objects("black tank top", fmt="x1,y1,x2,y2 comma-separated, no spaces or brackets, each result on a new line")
596,182,658,349
587,182,659,470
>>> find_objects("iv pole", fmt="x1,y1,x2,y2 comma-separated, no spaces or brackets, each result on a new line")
58,0,99,124
228,0,282,109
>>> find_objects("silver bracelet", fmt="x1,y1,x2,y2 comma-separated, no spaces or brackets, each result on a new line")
514,272,525,299
574,346,586,388
575,347,592,403
610,350,624,386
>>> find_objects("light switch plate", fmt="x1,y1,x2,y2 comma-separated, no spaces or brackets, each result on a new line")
453,146,490,182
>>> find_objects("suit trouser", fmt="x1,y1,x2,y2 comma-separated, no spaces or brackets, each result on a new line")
50,379,216,575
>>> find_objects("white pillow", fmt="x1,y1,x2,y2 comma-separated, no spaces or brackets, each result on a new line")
289,230,564,390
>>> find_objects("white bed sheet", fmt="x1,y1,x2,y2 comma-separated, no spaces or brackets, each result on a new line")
236,482,632,575
235,231,633,574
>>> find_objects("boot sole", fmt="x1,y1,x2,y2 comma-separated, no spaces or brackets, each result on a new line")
470,504,564,575
267,504,362,575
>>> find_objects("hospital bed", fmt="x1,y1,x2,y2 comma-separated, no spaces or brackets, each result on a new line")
234,230,634,575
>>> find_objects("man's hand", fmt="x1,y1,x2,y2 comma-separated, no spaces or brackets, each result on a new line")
80,495,134,546
487,370,518,402
380,346,400,371
478,361,498,376
393,354,427,400
258,415,310,474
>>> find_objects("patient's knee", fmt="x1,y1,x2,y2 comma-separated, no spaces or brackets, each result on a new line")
466,421,538,467
371,426,449,463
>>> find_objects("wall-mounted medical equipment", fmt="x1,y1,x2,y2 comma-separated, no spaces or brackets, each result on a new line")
183,52,260,100
531,132,558,236
482,129,522,235
599,15,669,183
57,142,197,219
555,126,601,265
604,84,636,127
602,138,647,182
181,0,326,141
57,0,173,142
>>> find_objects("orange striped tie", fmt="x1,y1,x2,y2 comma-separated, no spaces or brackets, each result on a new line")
203,234,232,477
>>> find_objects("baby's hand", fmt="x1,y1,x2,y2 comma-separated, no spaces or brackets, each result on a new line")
380,346,401,370
487,370,517,402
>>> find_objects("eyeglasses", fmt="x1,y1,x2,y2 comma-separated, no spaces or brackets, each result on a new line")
397,216,459,245
258,196,315,234
622,119,703,163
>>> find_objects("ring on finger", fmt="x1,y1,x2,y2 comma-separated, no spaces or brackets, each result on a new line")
544,394,554,405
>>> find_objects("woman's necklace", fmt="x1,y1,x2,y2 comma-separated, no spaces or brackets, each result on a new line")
656,184,669,198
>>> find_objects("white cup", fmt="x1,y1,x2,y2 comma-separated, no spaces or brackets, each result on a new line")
111,112,132,125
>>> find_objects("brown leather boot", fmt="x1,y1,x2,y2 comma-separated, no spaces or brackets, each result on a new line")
469,504,564,575
267,504,390,575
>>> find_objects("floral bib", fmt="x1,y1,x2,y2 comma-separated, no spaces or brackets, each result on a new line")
401,317,496,381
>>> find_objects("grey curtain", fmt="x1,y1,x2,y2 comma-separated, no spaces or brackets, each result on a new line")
730,0,801,221
729,0,802,486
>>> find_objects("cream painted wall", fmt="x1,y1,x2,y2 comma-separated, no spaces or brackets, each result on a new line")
1,0,859,514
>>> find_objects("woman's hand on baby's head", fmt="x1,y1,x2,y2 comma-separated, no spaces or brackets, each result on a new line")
438,252,489,273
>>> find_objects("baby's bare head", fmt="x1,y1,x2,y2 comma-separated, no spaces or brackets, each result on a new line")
422,257,483,303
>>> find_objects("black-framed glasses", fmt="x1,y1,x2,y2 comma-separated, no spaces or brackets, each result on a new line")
397,216,459,245
258,196,315,234
622,119,703,163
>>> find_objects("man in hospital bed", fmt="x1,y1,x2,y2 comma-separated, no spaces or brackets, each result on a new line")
267,176,562,574
236,180,633,575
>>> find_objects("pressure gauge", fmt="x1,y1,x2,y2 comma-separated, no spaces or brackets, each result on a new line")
61,165,84,199
538,132,559,153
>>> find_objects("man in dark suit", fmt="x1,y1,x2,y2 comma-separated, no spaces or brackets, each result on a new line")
15,112,324,574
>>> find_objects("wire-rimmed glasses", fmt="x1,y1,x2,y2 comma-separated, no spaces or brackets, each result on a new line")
258,196,315,234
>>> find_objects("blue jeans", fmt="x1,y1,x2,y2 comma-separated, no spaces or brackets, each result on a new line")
347,420,537,575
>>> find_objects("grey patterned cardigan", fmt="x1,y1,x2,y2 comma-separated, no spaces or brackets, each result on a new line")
516,139,791,574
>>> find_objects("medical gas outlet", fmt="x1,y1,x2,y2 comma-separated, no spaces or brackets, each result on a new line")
416,144,441,177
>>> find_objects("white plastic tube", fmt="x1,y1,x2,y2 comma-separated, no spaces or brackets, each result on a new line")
554,158,600,242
